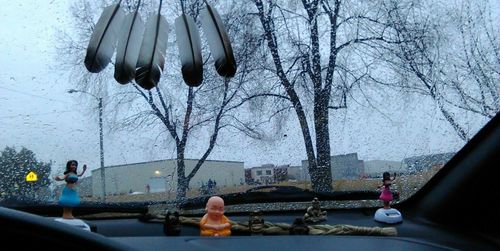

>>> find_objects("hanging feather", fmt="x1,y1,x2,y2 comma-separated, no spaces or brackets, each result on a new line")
135,13,169,90
114,4,145,84
200,3,237,78
175,14,203,87
84,2,125,73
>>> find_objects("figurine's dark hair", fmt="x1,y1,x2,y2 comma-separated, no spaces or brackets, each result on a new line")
382,172,391,181
64,160,78,175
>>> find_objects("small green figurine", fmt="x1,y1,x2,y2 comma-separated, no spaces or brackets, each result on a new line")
249,210,265,235
303,197,327,223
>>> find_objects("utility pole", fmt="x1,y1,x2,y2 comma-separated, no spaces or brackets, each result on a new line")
68,89,106,202
98,97,106,202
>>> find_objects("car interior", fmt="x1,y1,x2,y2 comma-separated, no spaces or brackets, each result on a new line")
1,0,499,250
1,113,498,250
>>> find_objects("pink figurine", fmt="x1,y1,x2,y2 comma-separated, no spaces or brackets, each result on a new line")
199,196,231,236
379,172,396,209
374,172,402,224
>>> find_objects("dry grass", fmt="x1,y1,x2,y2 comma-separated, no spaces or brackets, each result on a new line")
266,168,439,198
99,185,254,203
90,169,439,203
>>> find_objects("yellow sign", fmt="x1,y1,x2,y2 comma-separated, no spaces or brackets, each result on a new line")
26,171,38,182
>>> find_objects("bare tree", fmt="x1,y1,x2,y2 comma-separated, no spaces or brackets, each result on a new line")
58,0,264,199
382,0,499,141
249,0,407,192
442,1,499,119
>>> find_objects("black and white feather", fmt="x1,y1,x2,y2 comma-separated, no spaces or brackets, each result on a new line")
135,14,168,90
114,6,145,84
200,3,237,78
84,2,125,73
135,13,169,90
175,14,203,87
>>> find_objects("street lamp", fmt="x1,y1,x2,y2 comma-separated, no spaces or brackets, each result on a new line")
68,89,106,202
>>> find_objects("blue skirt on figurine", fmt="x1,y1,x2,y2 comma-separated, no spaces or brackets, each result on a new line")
59,186,80,207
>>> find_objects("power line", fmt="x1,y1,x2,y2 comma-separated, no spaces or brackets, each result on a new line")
0,110,74,119
0,86,69,103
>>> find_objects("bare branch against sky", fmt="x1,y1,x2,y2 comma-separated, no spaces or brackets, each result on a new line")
0,0,497,178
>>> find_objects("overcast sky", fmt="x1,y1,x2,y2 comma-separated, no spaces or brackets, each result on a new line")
0,0,494,176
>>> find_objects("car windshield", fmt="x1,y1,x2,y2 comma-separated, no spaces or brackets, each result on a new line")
0,0,498,213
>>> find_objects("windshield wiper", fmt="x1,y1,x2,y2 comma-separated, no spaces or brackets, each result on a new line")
178,185,399,209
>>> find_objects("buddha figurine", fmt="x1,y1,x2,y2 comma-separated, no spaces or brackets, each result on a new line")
199,196,231,236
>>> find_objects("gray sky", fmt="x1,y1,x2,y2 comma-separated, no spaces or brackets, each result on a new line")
0,0,494,176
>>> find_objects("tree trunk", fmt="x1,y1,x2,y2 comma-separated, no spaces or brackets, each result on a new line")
289,91,320,190
253,0,334,192
312,96,333,192
307,0,333,192
176,150,188,200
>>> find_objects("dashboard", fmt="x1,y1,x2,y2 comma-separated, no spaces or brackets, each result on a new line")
63,209,499,250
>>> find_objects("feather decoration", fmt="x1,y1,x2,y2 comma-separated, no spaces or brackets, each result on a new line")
84,2,125,73
135,12,169,90
175,14,203,87
200,3,237,78
114,3,145,84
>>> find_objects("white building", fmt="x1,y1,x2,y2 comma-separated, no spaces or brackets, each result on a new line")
363,160,403,177
301,153,364,180
402,152,455,173
287,165,309,181
250,164,275,184
91,159,244,196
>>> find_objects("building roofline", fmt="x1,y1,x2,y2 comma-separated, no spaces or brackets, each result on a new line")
91,158,245,171
402,152,456,162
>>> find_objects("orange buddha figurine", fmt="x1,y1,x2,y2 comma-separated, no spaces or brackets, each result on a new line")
199,196,231,236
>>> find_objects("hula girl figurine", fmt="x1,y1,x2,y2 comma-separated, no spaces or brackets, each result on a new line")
54,160,87,218
379,172,396,209
199,196,231,236
374,172,402,224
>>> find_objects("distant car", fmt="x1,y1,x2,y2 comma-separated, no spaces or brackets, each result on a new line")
130,192,144,195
